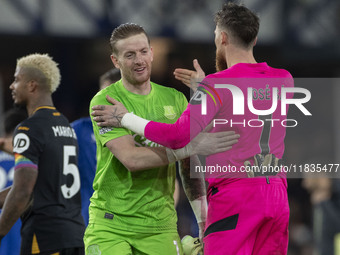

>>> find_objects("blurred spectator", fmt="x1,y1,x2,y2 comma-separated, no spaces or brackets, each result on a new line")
302,162,340,255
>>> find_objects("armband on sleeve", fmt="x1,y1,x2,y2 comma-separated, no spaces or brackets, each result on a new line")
14,153,38,171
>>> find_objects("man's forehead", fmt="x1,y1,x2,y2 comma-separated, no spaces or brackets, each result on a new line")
116,33,149,53
14,66,23,77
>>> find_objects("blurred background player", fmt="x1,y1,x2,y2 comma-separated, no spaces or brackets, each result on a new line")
0,53,85,254
0,108,27,255
71,68,121,226
302,171,340,255
98,69,121,90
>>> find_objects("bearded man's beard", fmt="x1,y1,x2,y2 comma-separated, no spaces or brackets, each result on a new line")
215,49,228,72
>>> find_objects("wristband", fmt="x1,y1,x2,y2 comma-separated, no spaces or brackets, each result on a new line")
189,196,208,223
165,146,190,163
121,112,149,136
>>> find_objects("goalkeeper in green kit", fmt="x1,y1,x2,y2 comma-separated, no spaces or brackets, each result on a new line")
84,23,239,255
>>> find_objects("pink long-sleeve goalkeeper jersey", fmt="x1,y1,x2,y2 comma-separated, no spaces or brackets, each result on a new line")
144,62,294,186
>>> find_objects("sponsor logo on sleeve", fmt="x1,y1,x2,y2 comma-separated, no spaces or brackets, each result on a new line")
13,133,30,154
18,126,29,131
99,127,113,135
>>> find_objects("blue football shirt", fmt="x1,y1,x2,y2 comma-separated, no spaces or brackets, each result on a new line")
71,117,97,225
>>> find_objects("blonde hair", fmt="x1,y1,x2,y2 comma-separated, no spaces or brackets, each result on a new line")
17,53,61,93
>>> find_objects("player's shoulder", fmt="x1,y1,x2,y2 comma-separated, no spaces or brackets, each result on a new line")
204,72,222,80
151,81,175,92
151,81,185,98
90,80,121,106
13,116,42,147
267,66,293,78
16,115,38,131
205,63,293,79
204,64,247,79
17,108,67,132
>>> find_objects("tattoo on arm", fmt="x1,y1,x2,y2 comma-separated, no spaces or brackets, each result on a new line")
179,156,206,201
110,109,123,127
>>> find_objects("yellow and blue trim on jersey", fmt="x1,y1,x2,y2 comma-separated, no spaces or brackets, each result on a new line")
14,153,37,171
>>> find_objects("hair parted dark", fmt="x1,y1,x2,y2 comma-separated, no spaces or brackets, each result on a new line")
215,2,259,48
110,23,150,55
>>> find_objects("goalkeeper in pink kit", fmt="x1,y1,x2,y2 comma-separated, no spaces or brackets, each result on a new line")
92,3,292,255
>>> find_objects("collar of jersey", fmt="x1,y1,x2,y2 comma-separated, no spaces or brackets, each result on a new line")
231,62,269,71
117,80,154,100
33,106,56,114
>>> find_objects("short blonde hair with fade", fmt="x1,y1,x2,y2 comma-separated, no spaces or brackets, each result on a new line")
17,53,61,93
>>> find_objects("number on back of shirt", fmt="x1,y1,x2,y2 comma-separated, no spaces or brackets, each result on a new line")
61,145,80,199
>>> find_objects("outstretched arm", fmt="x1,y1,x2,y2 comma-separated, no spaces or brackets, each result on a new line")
106,135,170,171
92,96,192,149
105,130,239,172
92,97,223,149
179,156,207,240
173,59,206,92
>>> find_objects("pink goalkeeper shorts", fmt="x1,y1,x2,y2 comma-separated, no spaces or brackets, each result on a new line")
204,177,289,255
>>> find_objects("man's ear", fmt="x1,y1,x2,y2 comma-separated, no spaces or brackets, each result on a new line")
221,31,229,45
27,80,38,93
253,37,257,46
150,46,154,62
110,55,120,69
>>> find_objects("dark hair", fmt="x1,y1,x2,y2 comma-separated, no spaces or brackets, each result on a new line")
99,68,121,87
214,2,259,48
4,108,28,135
109,23,150,56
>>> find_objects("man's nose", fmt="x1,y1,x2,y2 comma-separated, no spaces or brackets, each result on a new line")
134,53,143,64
